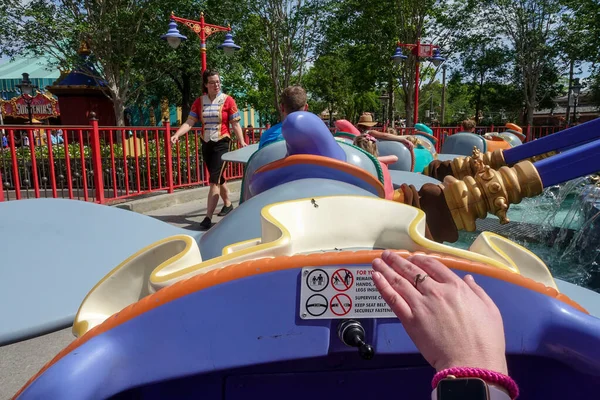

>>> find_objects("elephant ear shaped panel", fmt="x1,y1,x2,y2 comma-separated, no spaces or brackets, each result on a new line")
377,140,415,172
441,132,487,156
414,123,438,152
484,131,523,148
334,119,361,136
248,155,386,199
240,140,288,203
505,123,526,141
398,135,436,173
484,132,521,151
242,111,385,202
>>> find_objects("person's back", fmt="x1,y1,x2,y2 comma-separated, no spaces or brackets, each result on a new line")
258,86,308,149
258,122,283,149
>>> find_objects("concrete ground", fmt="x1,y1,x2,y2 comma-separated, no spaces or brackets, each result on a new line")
146,190,240,229
0,185,241,399
0,328,74,398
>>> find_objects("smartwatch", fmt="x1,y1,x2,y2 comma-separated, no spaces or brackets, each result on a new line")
431,377,512,400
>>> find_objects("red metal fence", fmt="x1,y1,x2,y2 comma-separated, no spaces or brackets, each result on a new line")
0,118,561,204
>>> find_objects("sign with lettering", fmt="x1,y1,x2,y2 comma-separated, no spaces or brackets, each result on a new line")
0,92,60,120
299,266,396,320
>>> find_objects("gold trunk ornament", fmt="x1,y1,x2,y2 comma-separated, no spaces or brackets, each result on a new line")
450,146,557,180
449,147,507,179
442,155,543,232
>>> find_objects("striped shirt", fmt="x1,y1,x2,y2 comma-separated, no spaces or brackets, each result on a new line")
188,92,241,142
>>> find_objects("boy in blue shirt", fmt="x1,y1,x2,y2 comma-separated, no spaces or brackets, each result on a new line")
258,86,308,149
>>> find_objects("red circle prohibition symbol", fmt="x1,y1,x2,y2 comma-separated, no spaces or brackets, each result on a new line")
330,294,352,316
331,268,354,292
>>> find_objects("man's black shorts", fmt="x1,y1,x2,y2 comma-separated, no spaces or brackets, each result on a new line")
201,137,231,185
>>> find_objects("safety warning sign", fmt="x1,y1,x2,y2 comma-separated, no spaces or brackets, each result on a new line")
306,269,329,292
299,266,397,320
305,294,328,316
331,268,353,292
330,294,352,316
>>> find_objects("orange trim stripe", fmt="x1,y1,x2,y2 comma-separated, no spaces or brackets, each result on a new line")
14,250,587,399
505,123,522,133
486,138,512,151
254,154,386,198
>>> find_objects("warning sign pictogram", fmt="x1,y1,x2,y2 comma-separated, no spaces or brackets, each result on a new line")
305,294,328,317
330,294,352,316
299,266,397,320
331,268,353,292
306,269,329,292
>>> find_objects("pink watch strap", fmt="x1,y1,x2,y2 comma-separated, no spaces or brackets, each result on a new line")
432,367,519,399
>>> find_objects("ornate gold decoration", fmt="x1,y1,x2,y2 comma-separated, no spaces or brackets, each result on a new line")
478,147,507,170
184,21,201,33
450,146,507,180
442,160,543,231
203,26,221,38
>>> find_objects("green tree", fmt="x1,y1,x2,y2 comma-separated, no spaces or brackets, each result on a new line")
0,0,160,125
239,0,325,119
131,0,253,123
559,0,600,109
456,36,511,124
304,53,352,126
445,72,474,124
560,0,600,62
321,0,470,127
481,0,565,126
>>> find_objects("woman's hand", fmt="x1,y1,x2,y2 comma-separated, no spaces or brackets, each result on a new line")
238,139,248,148
171,120,193,145
372,251,507,375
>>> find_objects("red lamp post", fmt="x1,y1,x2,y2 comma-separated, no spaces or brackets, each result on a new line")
392,39,445,125
161,12,241,74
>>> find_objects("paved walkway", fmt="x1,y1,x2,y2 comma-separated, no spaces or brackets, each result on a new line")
0,191,241,399
146,191,241,229
0,328,74,398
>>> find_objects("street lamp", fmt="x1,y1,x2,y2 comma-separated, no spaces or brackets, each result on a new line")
572,78,583,124
161,11,241,73
379,91,389,125
391,46,408,64
429,49,445,67
161,20,187,49
16,72,38,125
217,32,241,56
391,39,446,125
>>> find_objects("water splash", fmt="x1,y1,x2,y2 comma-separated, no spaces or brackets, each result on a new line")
508,177,587,231
555,207,600,288
520,178,600,291
454,177,600,292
